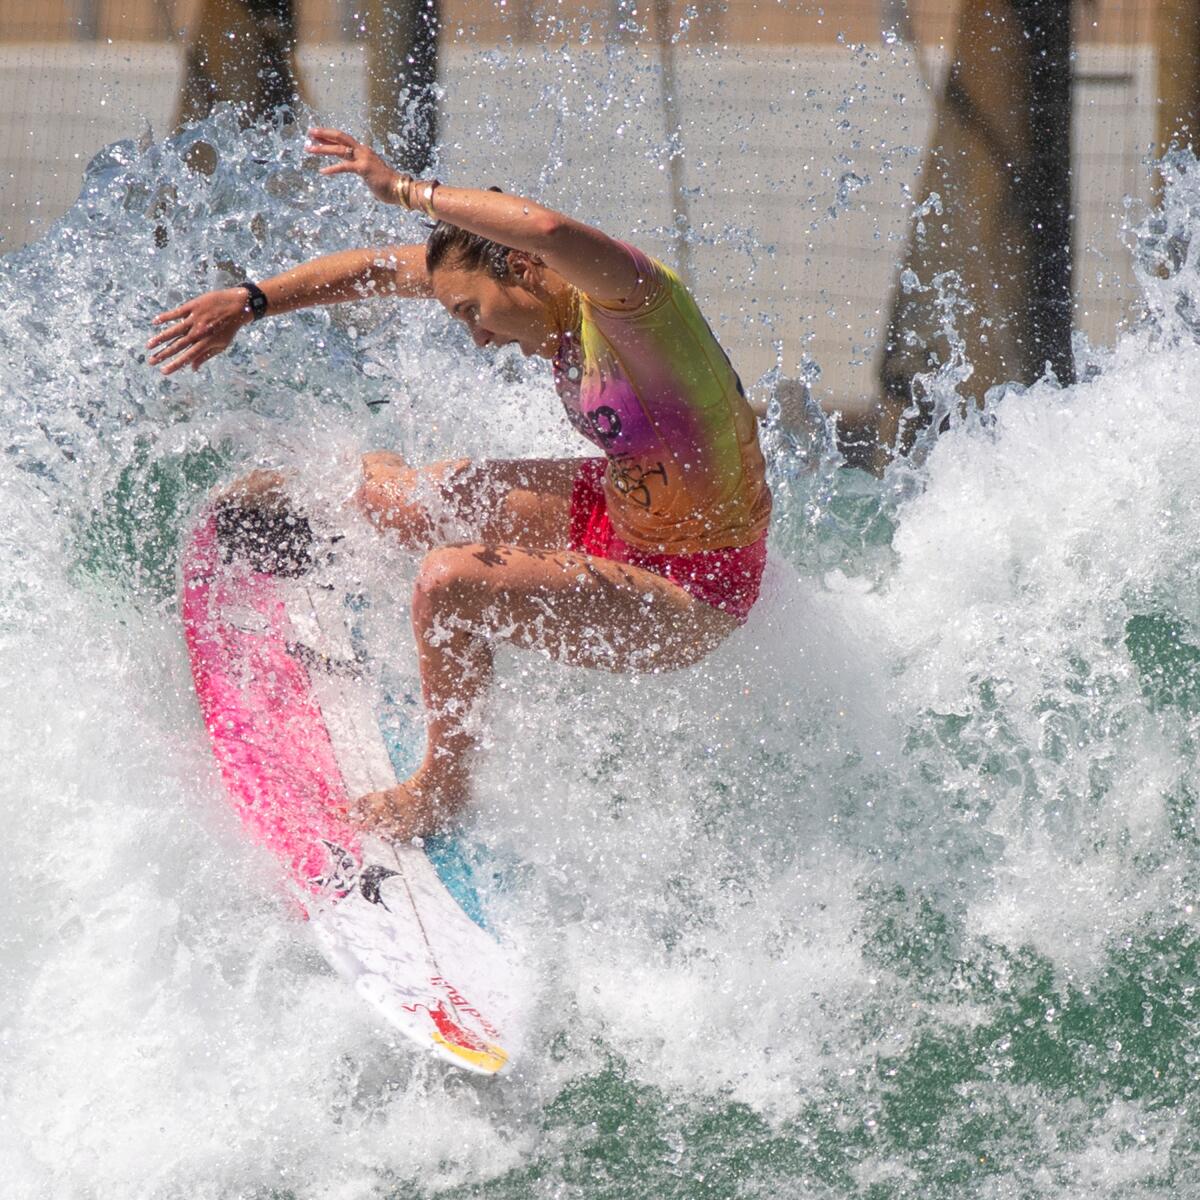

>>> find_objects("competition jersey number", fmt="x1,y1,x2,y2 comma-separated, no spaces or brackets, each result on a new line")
609,457,667,509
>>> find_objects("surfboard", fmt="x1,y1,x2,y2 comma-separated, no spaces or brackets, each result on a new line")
181,514,523,1076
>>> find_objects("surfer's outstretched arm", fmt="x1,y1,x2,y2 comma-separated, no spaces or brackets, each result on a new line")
307,127,640,304
146,244,431,375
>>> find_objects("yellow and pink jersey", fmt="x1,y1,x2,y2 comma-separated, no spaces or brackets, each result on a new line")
552,243,771,554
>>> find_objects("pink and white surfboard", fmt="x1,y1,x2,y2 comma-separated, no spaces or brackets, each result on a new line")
182,516,523,1075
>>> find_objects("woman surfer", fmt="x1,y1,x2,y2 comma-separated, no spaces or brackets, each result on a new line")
149,127,772,840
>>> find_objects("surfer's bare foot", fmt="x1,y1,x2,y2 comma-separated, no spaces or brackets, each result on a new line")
220,469,288,511
353,767,467,842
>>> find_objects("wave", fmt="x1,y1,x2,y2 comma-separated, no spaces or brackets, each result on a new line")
4,114,1200,1199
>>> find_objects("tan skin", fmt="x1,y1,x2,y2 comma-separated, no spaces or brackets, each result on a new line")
150,127,740,840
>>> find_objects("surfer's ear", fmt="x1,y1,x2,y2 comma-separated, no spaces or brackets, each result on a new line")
506,251,541,285
213,496,315,578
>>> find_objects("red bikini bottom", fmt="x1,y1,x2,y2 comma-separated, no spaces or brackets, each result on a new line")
568,459,767,624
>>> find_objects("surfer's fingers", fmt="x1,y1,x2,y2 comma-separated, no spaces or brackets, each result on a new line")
151,302,192,325
160,340,208,376
147,329,196,366
147,341,189,367
306,140,351,157
318,161,361,177
146,321,189,351
307,126,354,147
306,135,360,162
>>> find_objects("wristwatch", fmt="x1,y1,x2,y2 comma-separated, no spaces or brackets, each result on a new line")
238,280,269,320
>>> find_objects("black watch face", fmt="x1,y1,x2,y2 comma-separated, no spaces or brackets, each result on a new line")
242,284,267,317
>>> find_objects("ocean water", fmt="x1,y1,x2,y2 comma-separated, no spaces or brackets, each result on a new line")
5,107,1200,1200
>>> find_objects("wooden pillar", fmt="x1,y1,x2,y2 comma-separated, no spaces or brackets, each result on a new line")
878,0,1075,460
174,0,307,130
75,0,100,39
1157,0,1200,153
366,0,440,175
1015,0,1075,391
652,0,692,287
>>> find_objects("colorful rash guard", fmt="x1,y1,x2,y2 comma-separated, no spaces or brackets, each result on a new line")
551,243,771,554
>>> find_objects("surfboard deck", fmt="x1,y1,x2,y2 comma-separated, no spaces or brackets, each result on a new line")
181,515,523,1075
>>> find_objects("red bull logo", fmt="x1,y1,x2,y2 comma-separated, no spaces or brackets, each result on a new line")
430,975,502,1040
403,977,508,1074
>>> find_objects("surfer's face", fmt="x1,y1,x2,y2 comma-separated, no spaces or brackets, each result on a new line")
430,258,560,360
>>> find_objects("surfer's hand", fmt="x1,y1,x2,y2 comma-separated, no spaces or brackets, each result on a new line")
306,127,404,205
353,785,441,843
147,288,251,375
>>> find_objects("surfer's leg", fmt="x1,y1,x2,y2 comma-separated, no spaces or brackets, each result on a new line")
356,453,580,550
355,543,737,840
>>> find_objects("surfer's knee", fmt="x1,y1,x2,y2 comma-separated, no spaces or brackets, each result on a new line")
412,546,491,623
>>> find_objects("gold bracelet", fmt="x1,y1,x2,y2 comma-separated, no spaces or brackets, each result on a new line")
392,173,414,209
421,179,441,219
